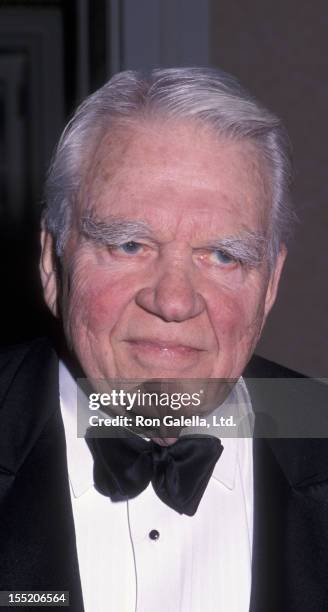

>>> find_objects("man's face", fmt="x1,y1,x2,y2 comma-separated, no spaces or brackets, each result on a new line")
41,121,286,382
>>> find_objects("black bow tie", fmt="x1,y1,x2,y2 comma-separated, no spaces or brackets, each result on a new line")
86,431,223,516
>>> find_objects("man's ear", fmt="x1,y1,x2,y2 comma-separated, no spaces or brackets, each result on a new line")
264,245,288,319
40,228,59,317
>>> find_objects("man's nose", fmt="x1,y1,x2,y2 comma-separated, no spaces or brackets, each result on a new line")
135,262,206,323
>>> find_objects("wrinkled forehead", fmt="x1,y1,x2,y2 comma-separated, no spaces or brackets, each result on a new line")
74,118,272,232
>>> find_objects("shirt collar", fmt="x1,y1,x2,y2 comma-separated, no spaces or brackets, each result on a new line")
59,361,253,497
211,378,253,490
59,360,94,498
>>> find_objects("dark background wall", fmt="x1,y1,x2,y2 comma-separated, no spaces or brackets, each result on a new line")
210,0,328,377
0,0,327,377
0,0,108,345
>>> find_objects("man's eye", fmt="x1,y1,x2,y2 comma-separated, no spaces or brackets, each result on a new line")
118,241,142,254
211,249,236,265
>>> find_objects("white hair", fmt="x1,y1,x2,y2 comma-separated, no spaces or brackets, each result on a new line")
43,67,293,265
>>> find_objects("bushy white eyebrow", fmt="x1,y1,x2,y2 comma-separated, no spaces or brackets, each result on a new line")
80,214,153,244
203,233,267,267
80,214,267,267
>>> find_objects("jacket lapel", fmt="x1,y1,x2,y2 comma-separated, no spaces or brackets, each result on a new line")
244,361,328,611
250,437,328,611
249,438,290,611
0,340,84,611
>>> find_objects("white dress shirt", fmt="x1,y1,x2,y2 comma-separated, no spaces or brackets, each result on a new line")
59,361,254,612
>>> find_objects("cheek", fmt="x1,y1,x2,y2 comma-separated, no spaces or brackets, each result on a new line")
64,266,135,339
207,285,266,344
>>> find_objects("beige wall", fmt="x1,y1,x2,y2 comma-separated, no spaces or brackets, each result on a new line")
210,0,328,377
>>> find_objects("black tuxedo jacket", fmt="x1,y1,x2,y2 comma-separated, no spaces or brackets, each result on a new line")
1,338,328,611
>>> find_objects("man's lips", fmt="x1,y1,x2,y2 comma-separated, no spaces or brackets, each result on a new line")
124,339,205,362
125,339,204,354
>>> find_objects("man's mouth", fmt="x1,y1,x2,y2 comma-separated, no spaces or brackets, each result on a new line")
124,338,204,366
126,338,203,352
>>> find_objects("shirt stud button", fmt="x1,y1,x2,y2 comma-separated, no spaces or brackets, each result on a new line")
149,529,160,541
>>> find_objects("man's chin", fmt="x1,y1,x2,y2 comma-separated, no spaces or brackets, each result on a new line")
111,361,214,381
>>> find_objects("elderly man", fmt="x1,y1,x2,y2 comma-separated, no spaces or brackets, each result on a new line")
1,67,328,612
